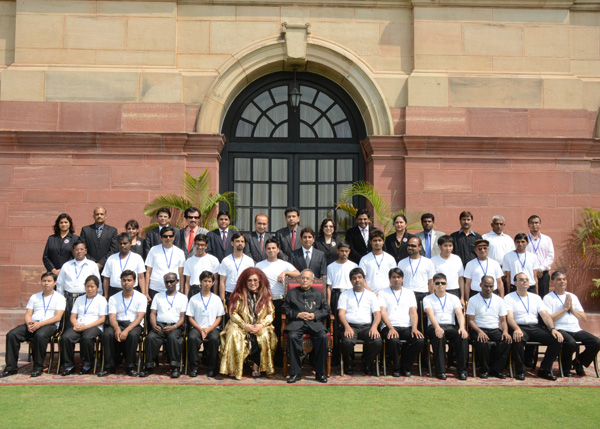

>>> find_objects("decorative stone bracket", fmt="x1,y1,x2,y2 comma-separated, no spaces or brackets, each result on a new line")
281,22,311,67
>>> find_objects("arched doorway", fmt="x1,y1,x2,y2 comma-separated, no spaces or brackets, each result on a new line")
220,71,367,233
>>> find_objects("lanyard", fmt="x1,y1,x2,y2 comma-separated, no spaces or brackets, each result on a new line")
162,245,174,269
373,253,384,271
122,294,134,314
516,252,526,270
528,234,541,253
166,291,177,309
477,259,488,276
553,291,571,314
200,293,212,311
119,252,131,272
84,296,95,315
517,293,530,314
232,254,244,275
480,293,492,310
353,290,364,308
391,288,402,305
409,257,422,278
74,261,85,280
42,293,54,317
436,294,447,312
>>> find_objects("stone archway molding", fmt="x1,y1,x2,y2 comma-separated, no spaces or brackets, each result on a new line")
195,36,394,136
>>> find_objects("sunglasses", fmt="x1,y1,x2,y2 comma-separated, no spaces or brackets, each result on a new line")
434,281,447,286
162,235,174,239
164,279,177,284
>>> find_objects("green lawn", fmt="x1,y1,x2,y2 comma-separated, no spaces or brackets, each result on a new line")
0,386,597,428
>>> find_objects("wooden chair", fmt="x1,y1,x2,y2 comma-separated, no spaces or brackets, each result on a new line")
281,275,334,377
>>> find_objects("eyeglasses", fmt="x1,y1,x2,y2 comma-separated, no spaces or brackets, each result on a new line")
434,282,447,285
161,235,174,239
164,279,177,284
516,278,529,282
187,216,200,219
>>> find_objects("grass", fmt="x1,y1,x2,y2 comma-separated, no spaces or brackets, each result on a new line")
0,385,598,428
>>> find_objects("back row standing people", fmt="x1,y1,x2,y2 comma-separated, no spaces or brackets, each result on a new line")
79,206,118,272
43,213,79,276
144,208,182,257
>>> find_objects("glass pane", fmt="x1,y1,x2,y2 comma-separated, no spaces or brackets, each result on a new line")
318,159,334,182
300,104,319,125
272,159,287,181
235,121,252,138
234,183,250,206
300,123,315,138
272,123,288,138
254,116,274,137
271,86,288,104
299,160,315,182
237,208,251,233
299,184,315,206
253,184,269,206
266,104,287,124
254,90,273,111
241,103,261,122
318,184,335,207
337,184,350,202
334,121,352,138
314,117,334,138
315,92,334,111
271,209,286,232
336,210,352,234
300,86,316,104
327,104,346,123
253,159,269,181
271,184,287,206
337,159,353,181
318,210,335,227
234,158,251,181
299,210,315,231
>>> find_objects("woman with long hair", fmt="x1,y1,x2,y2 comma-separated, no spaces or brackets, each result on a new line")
314,218,339,265
43,213,79,276
219,267,277,379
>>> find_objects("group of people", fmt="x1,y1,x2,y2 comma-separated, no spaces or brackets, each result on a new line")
1,206,599,383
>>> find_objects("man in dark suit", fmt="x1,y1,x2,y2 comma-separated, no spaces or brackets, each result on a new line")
282,269,331,383
344,209,372,264
275,207,302,260
290,227,327,278
206,210,234,262
144,208,182,256
245,213,288,262
179,207,209,259
79,206,118,271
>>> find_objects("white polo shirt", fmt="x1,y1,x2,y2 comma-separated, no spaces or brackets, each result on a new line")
464,258,504,292
187,292,225,328
431,254,464,291
502,251,540,287
108,290,147,327
359,252,397,294
256,259,297,297
183,254,220,286
504,292,547,325
423,292,462,326
482,230,515,264
102,252,146,288
543,292,584,332
57,259,102,295
338,288,380,325
218,254,255,293
150,291,189,324
378,287,417,328
397,256,436,293
327,260,358,291
27,292,67,327
466,293,507,330
145,245,186,292
72,294,108,331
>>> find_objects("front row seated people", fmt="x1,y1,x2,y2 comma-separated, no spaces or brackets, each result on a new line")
187,271,225,377
98,270,147,377
338,267,382,376
282,269,331,383
219,268,277,380
423,273,468,380
139,272,188,379
60,275,107,375
1,272,66,378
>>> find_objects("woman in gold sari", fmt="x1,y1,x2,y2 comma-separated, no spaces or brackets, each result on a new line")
219,267,277,379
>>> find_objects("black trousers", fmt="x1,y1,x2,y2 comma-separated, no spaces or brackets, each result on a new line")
470,328,510,373
187,328,220,371
60,326,102,369
102,321,142,369
5,324,57,372
414,292,428,331
559,329,600,372
426,324,467,374
273,298,285,364
447,289,461,299
63,292,85,329
511,324,561,373
287,325,328,377
144,323,183,368
538,270,550,298
382,326,424,372
188,285,201,299
341,323,382,368
330,289,343,364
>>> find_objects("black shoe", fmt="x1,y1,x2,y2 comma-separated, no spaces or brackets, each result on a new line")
171,368,180,379
30,370,43,378
537,369,557,381
344,365,353,376
207,369,216,378
490,370,506,379
392,371,401,377
287,374,300,384
436,373,447,380
126,368,138,377
61,367,77,376
479,372,489,379
97,368,115,377
401,370,411,377
189,369,198,378
0,369,17,378
561,371,572,378
364,365,374,376
138,368,153,378
515,373,525,381
316,374,327,383
575,362,586,377
457,372,468,381
79,367,93,375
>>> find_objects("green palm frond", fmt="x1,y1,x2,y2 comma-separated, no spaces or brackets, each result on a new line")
144,194,190,217
335,202,357,218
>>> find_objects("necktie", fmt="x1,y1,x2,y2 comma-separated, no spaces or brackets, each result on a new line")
259,234,264,252
425,233,431,258
96,226,102,239
305,250,311,267
291,229,296,251
188,228,194,252
222,231,227,248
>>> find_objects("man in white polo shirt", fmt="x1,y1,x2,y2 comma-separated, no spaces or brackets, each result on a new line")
379,268,424,377
466,275,512,379
218,232,255,304
358,229,397,294
145,226,186,300
464,239,504,298
502,233,540,294
482,215,515,265
102,232,146,298
423,273,468,381
139,272,188,379
527,215,554,298
187,271,225,377
431,235,465,306
338,267,382,376
182,233,220,297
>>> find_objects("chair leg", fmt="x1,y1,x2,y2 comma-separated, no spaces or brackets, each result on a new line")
471,345,476,378
559,351,564,378
340,354,344,376
326,344,331,377
426,341,432,377
382,341,387,376
594,353,599,378
508,350,514,378
51,337,59,375
375,353,380,377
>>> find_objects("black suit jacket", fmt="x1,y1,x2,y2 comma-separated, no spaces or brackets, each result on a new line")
244,232,288,262
42,233,79,271
206,229,234,262
144,226,182,256
79,224,118,268
282,286,330,333
290,247,328,278
344,226,371,264
275,226,302,259
384,231,424,263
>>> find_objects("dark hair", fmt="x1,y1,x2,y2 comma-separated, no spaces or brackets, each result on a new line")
217,210,231,220
125,219,139,230
41,271,57,281
551,270,566,280
121,269,137,281
156,207,172,218
230,232,244,242
514,233,529,242
369,229,384,241
318,218,337,239
194,233,208,244
72,240,86,249
337,240,350,250
437,235,454,246
228,267,272,314
184,207,200,218
284,207,300,217
53,213,75,235
393,214,407,224
117,232,132,243
388,268,404,279
356,209,370,219
300,227,315,238
265,237,279,247
160,226,175,237
421,213,435,222
432,273,447,283
84,275,100,287
199,270,214,283
408,236,422,246
459,211,473,220
528,215,541,224
349,267,365,280
513,272,529,282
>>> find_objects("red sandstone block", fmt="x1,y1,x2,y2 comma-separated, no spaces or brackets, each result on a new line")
0,203,8,226
12,242,45,266
406,106,467,136
440,158,511,170
442,193,489,207
0,242,11,264
423,170,472,193
144,155,186,167
406,158,441,170
557,195,600,208
0,101,59,132
8,203,65,227
472,171,571,194
528,109,596,138
391,107,406,135
111,166,162,188
87,190,151,204
122,103,186,133
0,311,28,334
24,189,87,203
510,159,557,171
556,159,595,171
0,165,13,188
0,190,23,202
466,108,529,137
0,227,24,241
73,153,145,167
161,166,185,189
58,102,122,132
488,193,556,208
0,266,22,309
104,204,148,230
572,172,600,195
405,193,443,208
523,208,575,232
29,154,73,166
21,266,45,308
64,203,98,230
13,165,111,189
23,226,52,242
0,153,31,165
185,104,200,133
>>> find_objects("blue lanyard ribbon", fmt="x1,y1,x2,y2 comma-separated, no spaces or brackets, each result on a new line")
353,290,364,308
528,234,540,253
373,253,383,271
74,261,84,280
122,294,134,314
162,245,174,269
477,259,488,276
553,291,571,314
391,288,402,305
119,252,131,272
166,291,177,309
200,293,212,311
436,294,447,312
517,293,530,314
516,252,527,270
480,293,492,310
83,296,95,315
42,293,54,317
409,257,422,277
232,254,244,275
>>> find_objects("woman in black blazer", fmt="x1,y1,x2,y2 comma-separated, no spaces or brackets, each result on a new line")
125,219,145,259
314,218,339,265
42,213,79,275
384,214,415,263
